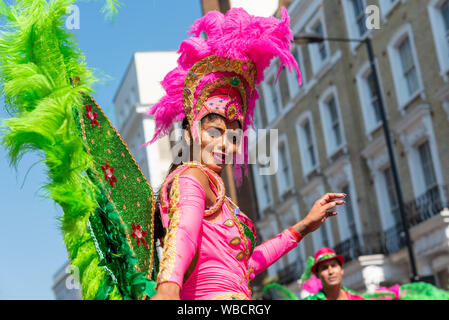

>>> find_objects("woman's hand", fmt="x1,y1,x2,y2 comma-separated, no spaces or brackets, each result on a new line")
150,282,181,300
292,193,346,237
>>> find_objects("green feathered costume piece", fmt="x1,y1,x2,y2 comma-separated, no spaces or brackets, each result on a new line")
363,282,449,300
261,283,299,300
400,282,449,300
100,0,122,21
0,0,158,300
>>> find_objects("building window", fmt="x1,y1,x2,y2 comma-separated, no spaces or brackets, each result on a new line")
254,101,263,130
398,38,419,97
341,185,358,238
443,1,449,36
277,141,293,195
417,141,438,193
428,0,449,76
306,11,330,75
261,173,272,205
404,138,443,224
342,0,368,49
379,0,400,18
366,72,382,124
263,72,282,123
383,167,401,225
297,112,319,177
269,78,281,115
304,121,316,168
387,25,423,109
328,97,343,147
252,164,273,211
351,0,368,37
314,23,327,61
356,63,384,135
287,45,306,99
319,88,346,156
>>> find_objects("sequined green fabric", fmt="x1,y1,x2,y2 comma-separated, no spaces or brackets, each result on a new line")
74,93,158,299
240,222,255,255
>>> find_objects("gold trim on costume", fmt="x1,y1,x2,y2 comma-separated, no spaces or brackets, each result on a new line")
212,292,250,300
183,55,257,125
157,174,181,284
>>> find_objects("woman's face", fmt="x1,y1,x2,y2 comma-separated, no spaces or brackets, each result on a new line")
194,115,242,174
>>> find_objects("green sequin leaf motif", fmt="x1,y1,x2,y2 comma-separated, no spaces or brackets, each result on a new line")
240,222,255,256
74,93,158,299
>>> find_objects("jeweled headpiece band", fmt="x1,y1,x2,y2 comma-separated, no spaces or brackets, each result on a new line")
182,55,257,126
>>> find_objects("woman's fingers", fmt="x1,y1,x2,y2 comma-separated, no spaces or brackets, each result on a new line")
323,201,337,211
322,200,345,212
318,193,346,205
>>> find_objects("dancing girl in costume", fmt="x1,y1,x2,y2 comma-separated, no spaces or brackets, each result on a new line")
0,0,345,300
147,8,346,300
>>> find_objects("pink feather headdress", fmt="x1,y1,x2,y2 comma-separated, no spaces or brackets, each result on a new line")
145,7,301,183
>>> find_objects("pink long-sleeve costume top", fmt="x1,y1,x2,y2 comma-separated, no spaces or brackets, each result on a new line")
157,162,302,300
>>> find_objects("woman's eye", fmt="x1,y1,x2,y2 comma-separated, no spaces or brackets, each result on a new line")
206,128,221,138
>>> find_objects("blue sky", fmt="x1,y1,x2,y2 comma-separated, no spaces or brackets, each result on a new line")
0,0,202,299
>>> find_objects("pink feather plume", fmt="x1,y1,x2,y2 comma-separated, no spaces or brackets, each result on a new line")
144,7,302,168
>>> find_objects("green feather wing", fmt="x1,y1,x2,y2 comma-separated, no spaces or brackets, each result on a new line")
261,283,299,300
0,0,156,300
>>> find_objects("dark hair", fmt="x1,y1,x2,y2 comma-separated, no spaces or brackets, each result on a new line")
153,113,225,241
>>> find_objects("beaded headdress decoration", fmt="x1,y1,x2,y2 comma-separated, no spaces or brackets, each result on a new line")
146,7,301,183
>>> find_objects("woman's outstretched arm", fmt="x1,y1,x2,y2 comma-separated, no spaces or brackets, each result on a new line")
249,193,346,275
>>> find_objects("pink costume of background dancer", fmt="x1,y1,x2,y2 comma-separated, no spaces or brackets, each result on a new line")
148,8,346,300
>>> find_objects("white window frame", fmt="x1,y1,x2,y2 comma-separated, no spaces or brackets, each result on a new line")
395,105,446,202
444,100,449,120
251,163,274,213
377,165,400,230
342,0,370,49
428,0,449,80
300,177,334,250
262,65,282,124
248,100,263,145
296,111,320,177
362,137,401,231
305,9,331,75
286,44,306,100
409,140,440,198
381,166,401,227
324,157,363,243
387,24,424,111
275,135,294,197
356,60,386,136
379,0,403,20
318,86,347,157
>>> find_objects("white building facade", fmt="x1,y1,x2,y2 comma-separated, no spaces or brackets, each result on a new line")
251,0,449,296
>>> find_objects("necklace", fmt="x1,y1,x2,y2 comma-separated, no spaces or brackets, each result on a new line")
161,161,225,217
